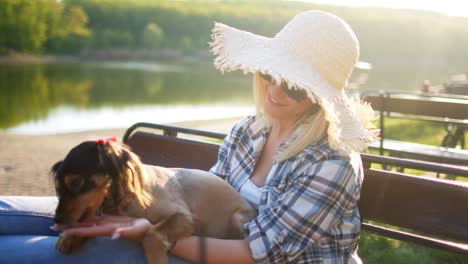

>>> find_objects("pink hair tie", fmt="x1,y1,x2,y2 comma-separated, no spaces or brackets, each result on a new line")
94,137,117,145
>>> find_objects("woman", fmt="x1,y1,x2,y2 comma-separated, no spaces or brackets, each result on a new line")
0,10,377,263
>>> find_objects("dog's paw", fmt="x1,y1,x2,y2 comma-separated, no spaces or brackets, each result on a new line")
56,235,87,255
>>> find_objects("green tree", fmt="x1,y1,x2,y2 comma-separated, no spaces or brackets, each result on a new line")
65,6,90,37
46,6,91,53
11,1,49,52
0,0,90,54
0,0,15,53
141,23,164,49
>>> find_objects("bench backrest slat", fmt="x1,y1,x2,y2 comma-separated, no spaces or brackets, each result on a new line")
362,93,468,120
126,131,219,170
360,168,468,242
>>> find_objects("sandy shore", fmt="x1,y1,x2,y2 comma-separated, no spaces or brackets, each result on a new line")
0,118,240,196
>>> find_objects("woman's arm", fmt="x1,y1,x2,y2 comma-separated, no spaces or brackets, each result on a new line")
60,217,256,263
59,215,152,242
171,236,255,264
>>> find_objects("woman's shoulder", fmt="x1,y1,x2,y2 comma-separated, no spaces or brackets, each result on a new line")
299,138,363,180
301,137,358,165
232,115,256,129
227,115,260,137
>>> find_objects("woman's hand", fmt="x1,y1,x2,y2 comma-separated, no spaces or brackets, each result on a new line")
54,215,152,242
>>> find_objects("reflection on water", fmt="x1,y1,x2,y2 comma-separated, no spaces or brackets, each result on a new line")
9,104,254,135
0,61,253,134
96,61,186,73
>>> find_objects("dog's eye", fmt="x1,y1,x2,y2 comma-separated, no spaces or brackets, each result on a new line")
64,175,85,193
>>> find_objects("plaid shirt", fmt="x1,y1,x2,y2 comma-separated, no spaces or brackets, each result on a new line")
209,116,363,264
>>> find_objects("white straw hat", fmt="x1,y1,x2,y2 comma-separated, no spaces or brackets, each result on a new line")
210,10,378,154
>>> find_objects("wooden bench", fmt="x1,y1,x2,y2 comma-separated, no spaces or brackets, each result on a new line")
123,122,468,257
360,90,468,166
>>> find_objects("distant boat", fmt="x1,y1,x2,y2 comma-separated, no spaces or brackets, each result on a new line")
421,73,468,96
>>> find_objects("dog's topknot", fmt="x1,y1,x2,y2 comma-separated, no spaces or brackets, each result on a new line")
58,141,102,177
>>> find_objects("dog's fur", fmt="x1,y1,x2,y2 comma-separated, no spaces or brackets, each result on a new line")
52,140,257,264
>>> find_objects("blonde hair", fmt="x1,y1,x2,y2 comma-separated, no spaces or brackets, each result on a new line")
253,72,328,162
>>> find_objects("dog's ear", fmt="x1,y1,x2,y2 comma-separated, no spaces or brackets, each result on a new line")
97,142,152,209
50,161,63,177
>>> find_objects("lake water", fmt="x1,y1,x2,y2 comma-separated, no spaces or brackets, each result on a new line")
1,61,256,134
0,60,456,135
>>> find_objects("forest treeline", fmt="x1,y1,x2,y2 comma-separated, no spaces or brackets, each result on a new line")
1,0,468,67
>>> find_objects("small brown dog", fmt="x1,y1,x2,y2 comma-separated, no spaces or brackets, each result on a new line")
52,138,257,264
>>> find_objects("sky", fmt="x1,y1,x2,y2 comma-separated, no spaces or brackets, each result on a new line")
300,0,468,17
